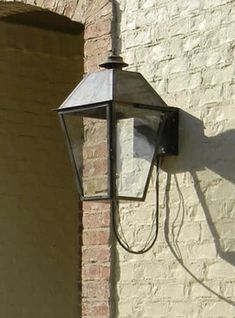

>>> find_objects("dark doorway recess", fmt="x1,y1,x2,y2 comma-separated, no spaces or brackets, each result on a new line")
0,7,84,34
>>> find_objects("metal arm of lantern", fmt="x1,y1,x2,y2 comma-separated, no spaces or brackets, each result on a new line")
55,55,179,253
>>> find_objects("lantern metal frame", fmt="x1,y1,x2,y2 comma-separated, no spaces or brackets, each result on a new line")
57,100,178,202
56,55,180,253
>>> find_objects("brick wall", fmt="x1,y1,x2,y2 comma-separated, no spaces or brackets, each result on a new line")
81,116,112,317
0,1,114,318
3,0,233,317
0,20,83,317
115,0,235,317
0,0,113,73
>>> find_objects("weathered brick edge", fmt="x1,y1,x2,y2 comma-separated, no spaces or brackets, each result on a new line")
0,0,114,317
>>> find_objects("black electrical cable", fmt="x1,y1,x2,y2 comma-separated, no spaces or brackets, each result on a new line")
111,157,161,254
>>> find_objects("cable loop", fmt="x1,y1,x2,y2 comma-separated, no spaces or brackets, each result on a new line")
111,157,161,254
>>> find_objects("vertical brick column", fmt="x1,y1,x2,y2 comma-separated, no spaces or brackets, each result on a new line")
81,114,113,317
83,0,113,73
82,201,112,317
81,1,114,317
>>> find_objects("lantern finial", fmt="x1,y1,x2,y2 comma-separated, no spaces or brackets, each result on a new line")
99,54,128,70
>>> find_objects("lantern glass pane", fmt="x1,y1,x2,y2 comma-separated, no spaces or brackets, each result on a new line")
116,104,163,199
62,106,109,199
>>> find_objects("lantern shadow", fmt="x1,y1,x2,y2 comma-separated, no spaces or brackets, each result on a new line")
162,110,235,304
162,111,235,265
164,110,235,183
162,110,235,267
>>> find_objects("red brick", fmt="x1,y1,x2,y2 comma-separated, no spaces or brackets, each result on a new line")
83,280,109,299
82,246,110,263
82,263,111,281
83,201,110,211
79,0,113,316
86,0,111,21
97,2,112,19
83,159,107,177
82,301,109,317
83,229,110,245
85,36,112,54
85,19,112,40
83,142,107,160
100,264,111,280
82,264,100,280
83,210,110,229
64,1,77,17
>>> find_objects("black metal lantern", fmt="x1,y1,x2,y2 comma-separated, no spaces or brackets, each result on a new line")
56,56,178,202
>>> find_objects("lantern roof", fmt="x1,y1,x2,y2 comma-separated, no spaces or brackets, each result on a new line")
58,67,167,110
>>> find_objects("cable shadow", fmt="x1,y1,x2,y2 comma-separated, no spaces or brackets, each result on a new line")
164,173,235,306
163,110,235,268
191,171,235,267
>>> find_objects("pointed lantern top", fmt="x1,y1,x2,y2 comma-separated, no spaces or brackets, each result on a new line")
58,55,167,111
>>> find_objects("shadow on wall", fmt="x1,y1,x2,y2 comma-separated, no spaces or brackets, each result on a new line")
163,110,235,306
164,110,235,184
111,0,235,307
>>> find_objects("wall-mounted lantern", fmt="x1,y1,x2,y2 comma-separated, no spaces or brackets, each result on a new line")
56,55,179,252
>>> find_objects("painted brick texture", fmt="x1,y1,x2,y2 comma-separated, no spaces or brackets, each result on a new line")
2,0,234,318
115,0,235,317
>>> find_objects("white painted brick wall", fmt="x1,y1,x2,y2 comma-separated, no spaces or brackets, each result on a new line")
115,0,235,317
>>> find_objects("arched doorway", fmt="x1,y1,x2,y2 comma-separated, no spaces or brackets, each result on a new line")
0,3,84,317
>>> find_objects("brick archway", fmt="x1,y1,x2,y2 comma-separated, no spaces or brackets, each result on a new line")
0,0,80,19
0,0,113,73
0,1,114,318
